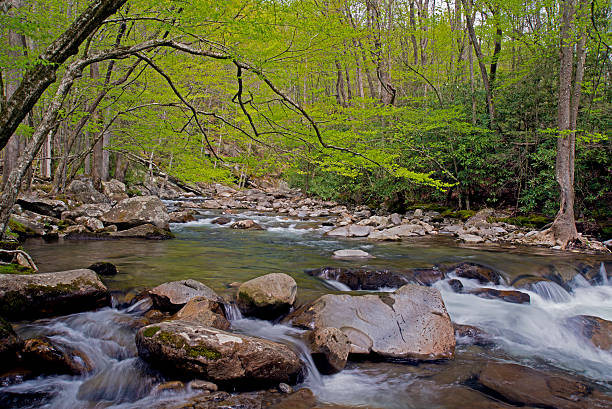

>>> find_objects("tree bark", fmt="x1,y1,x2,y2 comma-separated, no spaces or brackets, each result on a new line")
0,0,128,151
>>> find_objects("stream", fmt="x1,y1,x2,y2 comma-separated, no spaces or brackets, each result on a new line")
2,207,611,408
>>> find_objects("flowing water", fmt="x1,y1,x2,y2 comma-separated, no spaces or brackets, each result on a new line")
2,207,611,408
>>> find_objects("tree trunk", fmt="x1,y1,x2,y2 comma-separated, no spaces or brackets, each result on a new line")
0,0,128,151
549,0,587,248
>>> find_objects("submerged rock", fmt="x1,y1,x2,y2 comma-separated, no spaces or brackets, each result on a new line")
286,284,455,360
237,273,297,319
211,216,231,225
0,269,110,320
149,279,222,313
169,210,196,223
87,262,118,276
468,288,530,304
446,262,504,285
173,296,230,330
136,321,303,387
307,327,350,374
475,362,612,409
332,249,373,259
101,196,170,231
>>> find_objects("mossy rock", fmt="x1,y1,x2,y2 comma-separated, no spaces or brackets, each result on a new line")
441,209,477,220
406,203,451,213
495,214,552,229
0,241,22,251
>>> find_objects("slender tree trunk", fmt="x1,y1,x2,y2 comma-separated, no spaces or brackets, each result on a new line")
550,0,587,248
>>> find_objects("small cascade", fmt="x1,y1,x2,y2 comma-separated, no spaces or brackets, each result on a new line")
230,318,323,386
600,262,609,286
323,279,352,292
529,281,572,303
223,302,243,321
568,274,591,290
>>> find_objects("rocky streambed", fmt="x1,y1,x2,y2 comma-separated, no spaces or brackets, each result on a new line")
1,183,611,408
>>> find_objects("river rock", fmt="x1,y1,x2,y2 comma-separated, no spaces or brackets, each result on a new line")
21,337,93,375
332,249,373,259
453,323,492,346
469,288,530,304
16,197,68,219
306,267,411,290
0,269,110,320
307,327,350,374
75,216,104,232
169,210,196,223
87,262,118,276
368,230,401,241
286,284,455,360
136,321,303,387
231,219,263,230
446,262,504,285
326,226,350,237
149,279,222,313
476,362,612,409
0,317,21,361
464,209,495,228
101,179,129,202
211,216,231,225
110,223,174,240
566,315,612,350
61,203,112,220
383,223,425,237
458,233,484,244
237,273,297,318
66,178,110,204
173,296,230,330
101,196,170,231
188,379,218,392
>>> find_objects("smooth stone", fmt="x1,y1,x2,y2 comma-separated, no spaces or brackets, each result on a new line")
149,279,222,313
173,296,230,330
469,288,530,304
237,273,297,319
101,196,170,230
231,219,263,230
307,327,350,374
332,249,373,259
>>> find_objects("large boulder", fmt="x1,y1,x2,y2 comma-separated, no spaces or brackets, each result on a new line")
237,273,297,319
61,203,112,221
16,197,68,218
468,288,530,304
101,196,170,231
101,179,129,202
0,269,110,320
307,327,350,374
66,178,110,204
149,279,222,313
286,284,455,360
136,321,303,387
445,262,504,285
306,267,410,290
475,362,612,409
21,337,93,375
173,296,230,330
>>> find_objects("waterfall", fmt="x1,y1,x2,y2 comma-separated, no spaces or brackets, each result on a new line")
528,281,572,303
223,302,243,321
601,262,609,286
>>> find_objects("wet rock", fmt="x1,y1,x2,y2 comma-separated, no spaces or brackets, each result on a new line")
566,315,612,351
87,261,118,276
332,249,373,259
188,379,218,392
101,196,170,231
306,267,410,290
237,273,297,319
16,197,67,219
152,380,185,394
307,327,350,374
231,219,263,230
149,279,222,313
136,321,303,387
453,323,492,346
469,288,530,304
383,224,426,237
270,388,316,409
9,215,45,238
410,268,445,285
173,296,230,330
0,317,21,362
475,362,612,409
101,179,129,202
0,269,110,320
325,226,350,237
169,210,196,223
22,338,93,375
367,230,400,241
447,262,504,285
66,178,110,204
110,223,174,240
75,216,104,232
510,274,549,289
448,279,464,293
286,284,455,360
278,383,293,394
211,216,231,225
